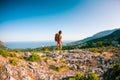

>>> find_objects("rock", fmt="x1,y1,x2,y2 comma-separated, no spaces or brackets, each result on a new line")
4,64,11,73
29,62,37,66
86,59,91,63
76,65,81,70
37,52,45,56
0,49,117,80
28,64,35,72
9,76,16,80
93,68,104,75
109,60,114,65
69,65,77,70
88,68,93,73
98,65,104,70
49,75,53,80
24,52,31,57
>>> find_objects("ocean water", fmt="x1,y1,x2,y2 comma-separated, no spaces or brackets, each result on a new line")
5,41,71,49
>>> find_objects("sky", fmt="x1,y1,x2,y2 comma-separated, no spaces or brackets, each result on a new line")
0,0,120,42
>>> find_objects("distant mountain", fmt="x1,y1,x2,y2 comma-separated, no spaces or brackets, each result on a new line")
0,40,6,48
80,29,120,48
69,28,119,45
87,29,120,43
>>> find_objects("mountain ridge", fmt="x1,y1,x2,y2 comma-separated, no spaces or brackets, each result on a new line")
86,29,120,43
77,29,120,48
69,28,120,45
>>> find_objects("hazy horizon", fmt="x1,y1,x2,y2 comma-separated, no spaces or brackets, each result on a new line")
0,0,120,42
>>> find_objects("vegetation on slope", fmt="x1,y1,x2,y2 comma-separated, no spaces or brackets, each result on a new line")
28,53,41,61
79,29,120,48
103,62,120,80
68,72,99,80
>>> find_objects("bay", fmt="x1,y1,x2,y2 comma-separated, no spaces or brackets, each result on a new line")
5,41,71,49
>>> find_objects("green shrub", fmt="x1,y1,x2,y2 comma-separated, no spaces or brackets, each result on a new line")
18,55,24,59
51,63,68,72
50,65,62,72
10,52,17,57
75,73,85,80
89,48,98,53
0,65,3,71
61,63,67,68
9,58,18,66
1,52,9,57
116,76,120,80
28,53,41,61
62,72,99,80
60,58,65,62
50,65,56,70
87,72,99,80
45,56,51,60
0,49,10,57
39,47,51,52
62,45,77,50
56,66,61,72
68,78,75,80
21,65,25,68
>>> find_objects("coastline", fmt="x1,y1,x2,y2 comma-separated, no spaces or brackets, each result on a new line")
5,41,72,49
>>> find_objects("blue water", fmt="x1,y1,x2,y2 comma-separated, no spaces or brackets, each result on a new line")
5,41,71,49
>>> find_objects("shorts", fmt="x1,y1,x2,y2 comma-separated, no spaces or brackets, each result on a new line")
57,40,61,45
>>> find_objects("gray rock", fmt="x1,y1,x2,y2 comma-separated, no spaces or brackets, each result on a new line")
29,62,37,66
24,52,31,57
9,76,16,80
49,75,53,80
76,65,80,70
69,64,78,71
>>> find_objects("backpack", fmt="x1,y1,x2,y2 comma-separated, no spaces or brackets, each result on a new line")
55,33,59,41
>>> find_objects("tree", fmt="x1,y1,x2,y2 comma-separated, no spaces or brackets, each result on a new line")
96,41,103,47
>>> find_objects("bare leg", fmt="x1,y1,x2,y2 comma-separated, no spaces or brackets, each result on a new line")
59,42,62,53
54,43,59,52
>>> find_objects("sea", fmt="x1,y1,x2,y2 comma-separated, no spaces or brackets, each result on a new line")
5,41,72,49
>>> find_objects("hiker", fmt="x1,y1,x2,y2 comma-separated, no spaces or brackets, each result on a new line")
54,30,62,52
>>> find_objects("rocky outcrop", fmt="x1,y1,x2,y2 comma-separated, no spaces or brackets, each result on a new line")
0,49,117,80
48,50,115,77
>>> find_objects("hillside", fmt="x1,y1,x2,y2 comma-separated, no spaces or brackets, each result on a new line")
0,48,120,80
83,29,120,47
71,29,120,48
89,29,120,42
0,40,6,48
69,29,118,45
1,47,120,80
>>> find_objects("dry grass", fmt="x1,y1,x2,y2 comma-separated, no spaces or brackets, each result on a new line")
102,52,113,59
